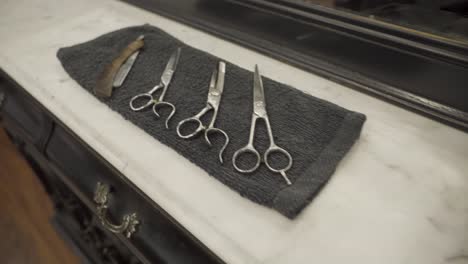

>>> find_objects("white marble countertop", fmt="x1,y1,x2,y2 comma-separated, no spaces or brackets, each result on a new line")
1,0,467,263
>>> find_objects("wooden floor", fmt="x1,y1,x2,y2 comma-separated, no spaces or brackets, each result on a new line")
0,125,80,264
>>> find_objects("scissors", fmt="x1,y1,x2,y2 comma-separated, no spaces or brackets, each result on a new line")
129,47,181,129
232,65,293,185
176,61,229,163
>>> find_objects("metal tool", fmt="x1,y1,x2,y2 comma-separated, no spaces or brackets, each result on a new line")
232,65,293,185
129,47,181,129
113,50,140,88
95,35,145,98
176,62,229,163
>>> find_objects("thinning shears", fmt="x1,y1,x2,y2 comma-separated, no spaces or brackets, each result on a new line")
232,65,293,185
176,61,229,163
129,48,181,129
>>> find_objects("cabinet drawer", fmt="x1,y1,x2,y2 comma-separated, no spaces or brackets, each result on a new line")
0,79,52,149
45,125,222,264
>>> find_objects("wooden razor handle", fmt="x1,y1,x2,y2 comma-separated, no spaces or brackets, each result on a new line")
94,36,145,98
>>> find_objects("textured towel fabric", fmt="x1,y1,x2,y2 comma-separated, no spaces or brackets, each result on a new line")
57,25,366,219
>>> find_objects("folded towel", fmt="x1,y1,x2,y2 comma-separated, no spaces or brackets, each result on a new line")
57,25,366,219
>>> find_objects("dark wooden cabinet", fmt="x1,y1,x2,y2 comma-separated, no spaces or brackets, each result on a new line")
0,73,224,264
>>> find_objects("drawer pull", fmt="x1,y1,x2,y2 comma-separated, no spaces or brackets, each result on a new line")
93,182,139,238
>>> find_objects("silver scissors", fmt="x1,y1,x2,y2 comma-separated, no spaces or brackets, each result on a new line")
232,65,293,185
129,47,181,129
176,61,229,163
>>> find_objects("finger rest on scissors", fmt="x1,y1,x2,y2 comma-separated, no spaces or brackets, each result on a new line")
129,93,154,111
205,128,229,164
153,102,176,129
176,117,204,138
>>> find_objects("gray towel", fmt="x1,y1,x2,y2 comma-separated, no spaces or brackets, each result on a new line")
57,25,365,219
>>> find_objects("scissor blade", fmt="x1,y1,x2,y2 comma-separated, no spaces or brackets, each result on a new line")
209,61,225,95
208,68,217,92
160,47,181,86
253,65,267,115
216,62,226,94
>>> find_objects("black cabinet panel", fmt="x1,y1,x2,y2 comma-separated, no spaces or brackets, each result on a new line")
46,126,221,264
0,80,52,150
0,71,223,264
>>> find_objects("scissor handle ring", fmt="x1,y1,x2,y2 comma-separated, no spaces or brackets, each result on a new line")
232,146,261,173
129,93,154,111
264,146,293,173
176,117,205,139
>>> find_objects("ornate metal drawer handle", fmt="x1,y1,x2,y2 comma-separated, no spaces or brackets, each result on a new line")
93,182,139,238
